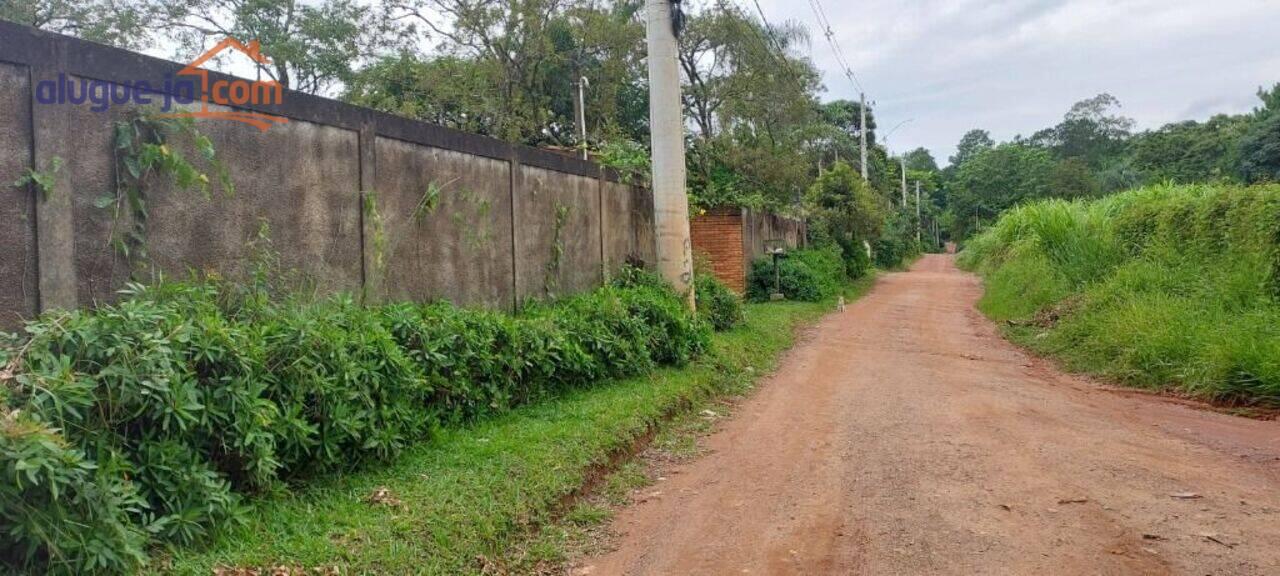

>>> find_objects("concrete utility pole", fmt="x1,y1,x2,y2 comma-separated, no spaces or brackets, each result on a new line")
900,156,907,207
915,180,921,243
574,76,589,160
859,92,868,181
645,0,695,309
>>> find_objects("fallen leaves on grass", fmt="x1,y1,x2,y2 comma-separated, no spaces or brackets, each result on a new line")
365,486,404,507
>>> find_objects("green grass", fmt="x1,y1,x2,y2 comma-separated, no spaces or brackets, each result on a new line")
960,183,1280,406
163,277,876,575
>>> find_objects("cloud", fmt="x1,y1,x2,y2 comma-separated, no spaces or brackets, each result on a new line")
759,0,1280,163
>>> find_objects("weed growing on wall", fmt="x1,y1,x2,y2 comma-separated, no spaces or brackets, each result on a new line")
105,110,233,272
11,156,63,201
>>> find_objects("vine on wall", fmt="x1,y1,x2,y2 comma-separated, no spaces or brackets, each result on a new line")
106,111,233,270
544,202,571,298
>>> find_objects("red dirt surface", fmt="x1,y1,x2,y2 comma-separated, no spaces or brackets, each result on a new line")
578,254,1280,575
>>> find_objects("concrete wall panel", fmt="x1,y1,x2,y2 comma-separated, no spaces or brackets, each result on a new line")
373,137,514,309
0,24,654,315
64,90,362,304
601,181,656,276
515,166,602,303
0,63,37,329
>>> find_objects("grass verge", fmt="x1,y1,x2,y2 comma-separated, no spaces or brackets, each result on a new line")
164,277,876,575
959,183,1280,407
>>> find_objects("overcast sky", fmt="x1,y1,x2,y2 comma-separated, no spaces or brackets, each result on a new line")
753,0,1280,165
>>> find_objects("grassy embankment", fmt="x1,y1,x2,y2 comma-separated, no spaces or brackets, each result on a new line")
166,278,876,574
959,183,1280,407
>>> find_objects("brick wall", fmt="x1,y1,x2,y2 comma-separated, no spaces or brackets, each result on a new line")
690,207,746,293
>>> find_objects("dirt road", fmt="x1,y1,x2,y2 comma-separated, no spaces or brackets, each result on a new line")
579,254,1280,575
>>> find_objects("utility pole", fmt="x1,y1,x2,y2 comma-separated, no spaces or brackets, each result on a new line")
574,76,589,160
645,0,695,309
915,180,921,243
859,92,868,181
900,156,907,207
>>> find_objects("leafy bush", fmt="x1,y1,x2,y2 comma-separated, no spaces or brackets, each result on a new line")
694,274,744,331
960,183,1280,406
1,269,710,574
254,295,432,476
746,247,845,303
872,213,922,269
837,235,872,279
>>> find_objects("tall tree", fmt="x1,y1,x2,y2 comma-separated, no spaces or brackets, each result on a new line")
159,0,408,94
949,129,994,167
1030,93,1134,169
903,147,938,172
949,144,1054,237
1,0,157,49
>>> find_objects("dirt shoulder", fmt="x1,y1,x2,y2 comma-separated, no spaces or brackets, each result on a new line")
576,254,1280,575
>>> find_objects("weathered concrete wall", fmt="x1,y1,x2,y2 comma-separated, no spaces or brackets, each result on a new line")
373,137,513,309
601,180,657,277
64,91,364,305
742,208,806,271
0,21,652,320
515,166,602,303
0,62,37,329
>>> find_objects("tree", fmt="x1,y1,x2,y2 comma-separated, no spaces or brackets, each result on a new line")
373,0,646,146
1049,157,1099,199
808,162,884,238
1239,113,1280,183
903,147,938,172
1,0,157,49
158,0,403,94
949,129,994,167
1129,115,1249,183
1240,83,1280,183
806,161,886,276
949,144,1054,237
1030,93,1134,169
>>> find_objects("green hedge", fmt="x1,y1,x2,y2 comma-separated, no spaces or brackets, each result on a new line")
694,274,745,331
0,268,708,574
745,247,846,302
959,183,1280,406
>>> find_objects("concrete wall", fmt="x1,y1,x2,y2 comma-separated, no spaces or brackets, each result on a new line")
0,62,37,328
0,21,654,328
373,137,513,309
742,208,806,272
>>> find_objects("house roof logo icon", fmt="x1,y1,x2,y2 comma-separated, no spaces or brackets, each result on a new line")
157,37,290,132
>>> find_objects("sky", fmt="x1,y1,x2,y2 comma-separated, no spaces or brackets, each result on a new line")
752,0,1280,165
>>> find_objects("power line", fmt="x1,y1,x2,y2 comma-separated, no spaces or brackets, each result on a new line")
805,0,864,94
716,0,811,96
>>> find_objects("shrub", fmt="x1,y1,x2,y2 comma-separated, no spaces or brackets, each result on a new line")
837,235,872,279
746,247,845,303
618,285,711,366
871,214,922,269
960,182,1280,406
5,284,271,536
694,274,744,331
1,267,709,574
254,295,432,476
